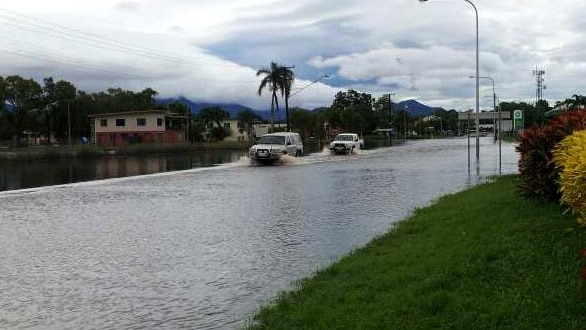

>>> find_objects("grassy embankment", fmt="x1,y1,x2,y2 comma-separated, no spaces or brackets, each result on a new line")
0,140,253,160
247,175,586,329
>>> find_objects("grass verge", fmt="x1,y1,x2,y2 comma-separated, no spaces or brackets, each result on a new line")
246,175,586,329
0,141,252,160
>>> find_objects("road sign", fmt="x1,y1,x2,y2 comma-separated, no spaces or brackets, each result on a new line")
513,110,523,130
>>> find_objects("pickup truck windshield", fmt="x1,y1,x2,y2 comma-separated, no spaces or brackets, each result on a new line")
258,136,286,145
334,135,354,141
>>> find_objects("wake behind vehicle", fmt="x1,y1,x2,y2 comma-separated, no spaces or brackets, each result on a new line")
329,133,364,155
249,132,303,163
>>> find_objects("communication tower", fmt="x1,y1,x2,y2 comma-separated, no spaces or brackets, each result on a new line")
533,66,546,104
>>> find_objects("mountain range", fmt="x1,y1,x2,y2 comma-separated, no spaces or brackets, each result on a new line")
157,97,283,121
157,97,440,120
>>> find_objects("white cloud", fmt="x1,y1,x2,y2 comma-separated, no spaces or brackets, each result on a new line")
0,0,584,111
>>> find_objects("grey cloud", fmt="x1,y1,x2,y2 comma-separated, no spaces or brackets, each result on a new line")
114,1,139,12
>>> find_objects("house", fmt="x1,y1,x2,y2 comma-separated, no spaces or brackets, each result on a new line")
89,110,188,146
251,122,287,138
218,119,245,141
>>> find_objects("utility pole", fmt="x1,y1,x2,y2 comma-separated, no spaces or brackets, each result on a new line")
67,101,72,146
388,93,395,146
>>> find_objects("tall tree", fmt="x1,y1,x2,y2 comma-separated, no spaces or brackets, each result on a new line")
53,80,77,143
257,62,282,131
0,76,12,141
197,106,230,141
328,89,375,134
572,94,585,108
135,87,158,109
290,107,326,138
279,66,295,132
237,109,263,139
3,75,42,146
166,101,190,116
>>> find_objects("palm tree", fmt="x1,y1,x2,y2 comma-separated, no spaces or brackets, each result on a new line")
197,106,230,141
257,62,282,131
279,66,295,132
572,94,585,110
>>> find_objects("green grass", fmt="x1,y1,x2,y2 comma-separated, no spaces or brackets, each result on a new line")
501,135,518,143
246,175,586,329
0,140,253,160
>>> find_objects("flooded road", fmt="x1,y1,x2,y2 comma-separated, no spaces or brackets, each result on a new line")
0,138,518,329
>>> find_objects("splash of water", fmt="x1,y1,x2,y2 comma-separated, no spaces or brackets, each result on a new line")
279,154,299,165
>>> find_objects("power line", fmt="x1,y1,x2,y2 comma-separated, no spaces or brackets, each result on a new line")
1,39,151,79
0,30,262,86
0,8,265,69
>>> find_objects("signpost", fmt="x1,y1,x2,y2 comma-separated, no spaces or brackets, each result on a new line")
513,109,523,131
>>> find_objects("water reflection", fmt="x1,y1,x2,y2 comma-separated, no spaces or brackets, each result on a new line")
0,138,519,329
0,150,246,191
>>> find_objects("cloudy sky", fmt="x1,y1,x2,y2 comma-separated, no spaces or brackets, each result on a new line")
1,0,584,111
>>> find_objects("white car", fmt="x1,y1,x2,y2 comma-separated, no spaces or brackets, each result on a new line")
329,133,364,154
249,132,303,163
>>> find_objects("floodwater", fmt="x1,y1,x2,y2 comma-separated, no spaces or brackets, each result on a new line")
0,150,246,192
0,138,518,329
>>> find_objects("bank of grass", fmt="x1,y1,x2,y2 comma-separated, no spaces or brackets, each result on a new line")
246,175,586,329
0,140,252,160
0,145,106,160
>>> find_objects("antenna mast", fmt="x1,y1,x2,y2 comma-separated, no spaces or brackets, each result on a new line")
532,66,546,105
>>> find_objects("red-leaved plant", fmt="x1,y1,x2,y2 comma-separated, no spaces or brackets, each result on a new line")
517,111,586,201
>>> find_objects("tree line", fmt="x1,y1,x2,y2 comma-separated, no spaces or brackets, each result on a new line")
2,73,579,147
0,75,164,146
0,75,259,146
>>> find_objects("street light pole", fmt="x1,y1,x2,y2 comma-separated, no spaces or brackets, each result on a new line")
404,105,408,144
388,93,395,146
419,0,480,163
471,75,501,174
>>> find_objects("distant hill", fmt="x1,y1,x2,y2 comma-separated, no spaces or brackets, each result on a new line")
394,99,441,116
157,97,282,121
157,97,441,121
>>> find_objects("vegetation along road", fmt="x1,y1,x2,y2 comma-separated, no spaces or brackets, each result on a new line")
246,175,586,329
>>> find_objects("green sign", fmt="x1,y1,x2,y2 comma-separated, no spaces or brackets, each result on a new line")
513,110,523,130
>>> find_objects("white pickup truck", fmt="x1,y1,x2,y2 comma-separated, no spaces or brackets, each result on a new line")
329,133,364,155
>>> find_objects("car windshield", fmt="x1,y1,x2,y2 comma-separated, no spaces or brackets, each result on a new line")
258,135,286,145
335,135,354,141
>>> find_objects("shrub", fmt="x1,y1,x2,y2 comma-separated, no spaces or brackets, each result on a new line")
517,111,586,201
552,130,586,225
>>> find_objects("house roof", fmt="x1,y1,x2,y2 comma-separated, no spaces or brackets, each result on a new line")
88,110,169,118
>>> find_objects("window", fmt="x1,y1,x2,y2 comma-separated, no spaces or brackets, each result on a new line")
100,119,107,127
157,118,163,126
224,122,231,128
116,118,126,127
137,118,146,126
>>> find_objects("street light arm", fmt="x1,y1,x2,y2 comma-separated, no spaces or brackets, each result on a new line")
289,74,330,99
420,0,480,167
470,75,495,95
